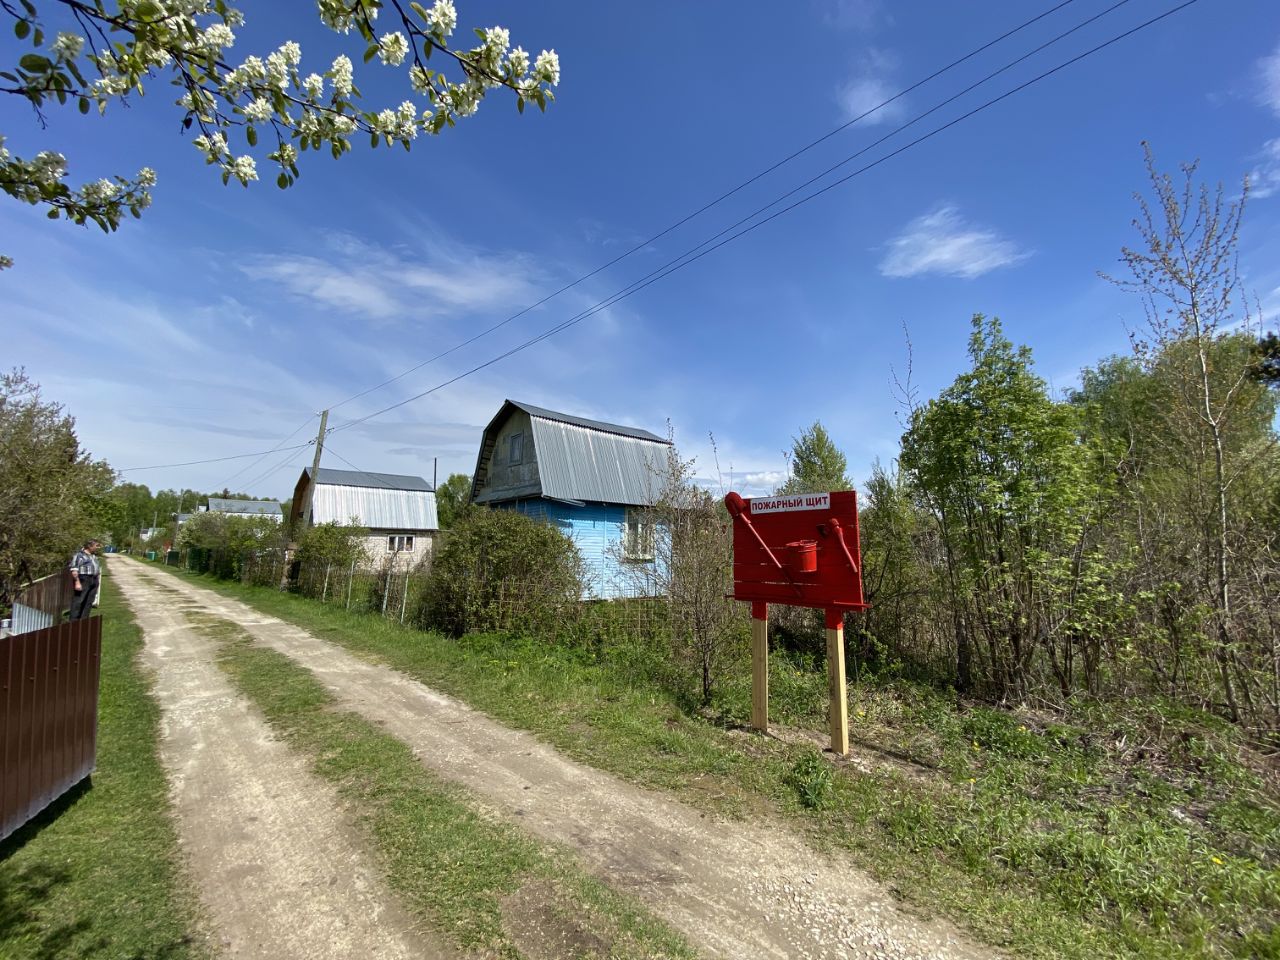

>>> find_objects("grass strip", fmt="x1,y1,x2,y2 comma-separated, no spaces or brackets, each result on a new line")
157,563,1280,960
187,610,695,960
0,567,207,960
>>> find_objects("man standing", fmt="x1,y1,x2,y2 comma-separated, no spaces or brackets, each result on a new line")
68,539,102,620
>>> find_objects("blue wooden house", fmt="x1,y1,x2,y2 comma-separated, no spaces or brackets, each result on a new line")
471,400,671,598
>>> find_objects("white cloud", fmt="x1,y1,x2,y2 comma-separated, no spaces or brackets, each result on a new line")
837,48,904,125
823,0,883,32
1258,39,1280,116
1247,138,1280,199
242,232,544,324
879,204,1031,280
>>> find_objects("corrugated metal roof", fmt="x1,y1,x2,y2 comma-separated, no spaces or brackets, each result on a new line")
508,400,668,443
312,485,438,530
208,498,282,516
309,466,433,492
531,419,668,506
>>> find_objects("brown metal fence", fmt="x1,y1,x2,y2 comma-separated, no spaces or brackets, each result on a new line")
0,609,102,842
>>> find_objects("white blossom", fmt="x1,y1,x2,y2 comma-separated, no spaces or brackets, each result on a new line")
137,167,158,187
265,51,289,89
409,64,431,94
534,49,560,86
52,32,85,60
82,178,119,203
484,26,510,55
31,151,67,185
302,72,324,100
378,31,409,67
278,41,302,67
275,143,297,165
229,154,258,184
243,97,273,122
331,54,354,96
428,0,456,36
506,46,529,78
198,23,235,52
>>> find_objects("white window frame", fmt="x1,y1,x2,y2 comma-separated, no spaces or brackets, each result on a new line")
623,508,655,562
387,534,415,553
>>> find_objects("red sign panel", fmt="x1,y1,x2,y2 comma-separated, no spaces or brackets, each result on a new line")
725,490,867,611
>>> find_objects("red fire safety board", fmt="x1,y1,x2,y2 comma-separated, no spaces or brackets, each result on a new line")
725,491,868,612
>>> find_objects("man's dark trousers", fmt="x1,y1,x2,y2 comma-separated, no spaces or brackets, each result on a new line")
69,575,98,620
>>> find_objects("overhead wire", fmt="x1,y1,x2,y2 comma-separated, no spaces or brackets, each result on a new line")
324,0,1084,414
331,0,1196,434
211,413,318,491
120,443,313,472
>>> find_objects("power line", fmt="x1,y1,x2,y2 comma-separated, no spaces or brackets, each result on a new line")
324,0,1083,414
239,443,313,492
332,0,1196,434
212,413,318,491
120,442,313,472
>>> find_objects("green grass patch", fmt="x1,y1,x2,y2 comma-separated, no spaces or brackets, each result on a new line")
158,564,1280,960
0,568,207,959
188,611,695,960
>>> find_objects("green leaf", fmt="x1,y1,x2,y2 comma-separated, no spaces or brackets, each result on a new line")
19,53,51,73
14,19,30,40
363,44,377,64
410,1,429,21
516,97,524,114
32,27,43,47
47,208,59,219
246,125,257,147
277,172,288,189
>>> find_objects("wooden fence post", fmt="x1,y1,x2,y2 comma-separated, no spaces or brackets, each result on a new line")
346,560,355,610
321,563,331,603
400,574,409,624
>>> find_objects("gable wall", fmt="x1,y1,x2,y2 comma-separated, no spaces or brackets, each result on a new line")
475,409,541,502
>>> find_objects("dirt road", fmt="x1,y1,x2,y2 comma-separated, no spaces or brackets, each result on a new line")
114,557,998,960
112,557,454,960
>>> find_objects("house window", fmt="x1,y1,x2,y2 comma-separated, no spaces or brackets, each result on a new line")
509,432,524,465
387,535,415,553
623,508,654,561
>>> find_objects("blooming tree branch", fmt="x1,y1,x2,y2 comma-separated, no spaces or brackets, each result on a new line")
0,0,559,268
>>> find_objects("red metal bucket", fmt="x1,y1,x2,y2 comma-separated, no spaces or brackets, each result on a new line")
785,539,818,575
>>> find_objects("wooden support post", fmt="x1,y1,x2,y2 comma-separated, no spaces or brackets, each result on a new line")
751,601,768,733
825,608,849,756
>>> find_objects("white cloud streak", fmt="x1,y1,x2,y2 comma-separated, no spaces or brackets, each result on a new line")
879,204,1030,280
241,232,544,323
1258,39,1280,117
837,48,905,126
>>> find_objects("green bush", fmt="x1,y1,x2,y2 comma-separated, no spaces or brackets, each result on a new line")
294,520,368,570
419,509,585,638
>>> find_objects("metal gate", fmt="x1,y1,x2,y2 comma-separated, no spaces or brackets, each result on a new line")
1,582,102,841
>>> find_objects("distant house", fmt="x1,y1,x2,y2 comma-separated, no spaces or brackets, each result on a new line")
290,467,438,570
207,497,283,521
471,400,671,598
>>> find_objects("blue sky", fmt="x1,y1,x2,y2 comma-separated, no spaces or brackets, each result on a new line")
4,0,1280,500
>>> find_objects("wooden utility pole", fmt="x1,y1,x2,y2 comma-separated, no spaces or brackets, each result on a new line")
300,409,329,528
282,410,328,591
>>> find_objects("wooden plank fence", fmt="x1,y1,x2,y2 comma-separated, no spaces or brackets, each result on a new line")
1,594,102,842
